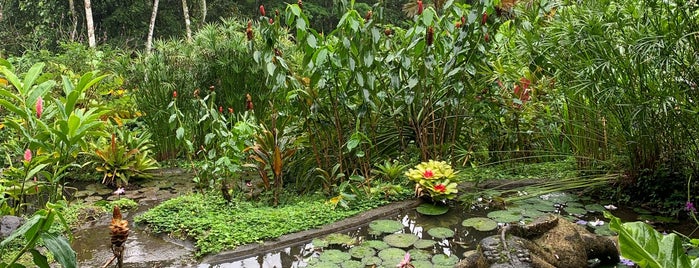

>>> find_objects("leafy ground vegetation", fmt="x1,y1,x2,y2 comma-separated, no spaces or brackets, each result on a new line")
1,0,699,267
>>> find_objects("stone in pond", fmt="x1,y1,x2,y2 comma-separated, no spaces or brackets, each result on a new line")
319,249,351,264
324,233,355,246
487,209,522,223
462,217,498,232
369,219,404,234
416,203,449,215
383,233,419,248
339,260,363,268
362,240,389,250
378,248,407,264
348,245,375,259
427,227,455,239
413,239,437,249
432,254,459,266
361,256,382,266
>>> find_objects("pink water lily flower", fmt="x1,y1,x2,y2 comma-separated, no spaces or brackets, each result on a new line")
397,252,412,268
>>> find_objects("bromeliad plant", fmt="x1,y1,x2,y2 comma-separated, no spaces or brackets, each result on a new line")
405,160,460,202
90,127,159,187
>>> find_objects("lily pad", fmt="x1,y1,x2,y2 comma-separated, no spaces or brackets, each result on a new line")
487,209,522,223
339,260,363,268
565,207,588,215
462,217,498,231
416,203,449,215
540,192,577,204
427,227,454,239
413,239,437,249
529,203,557,212
411,260,433,268
593,225,617,236
348,246,375,259
369,219,404,234
566,202,584,208
362,240,390,250
307,262,340,268
312,238,329,248
584,204,606,213
408,249,432,261
325,233,355,246
384,233,419,248
432,254,459,266
378,248,407,264
361,256,382,266
521,208,547,218
319,249,351,263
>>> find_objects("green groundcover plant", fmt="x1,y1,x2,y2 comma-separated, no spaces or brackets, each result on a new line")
135,193,389,256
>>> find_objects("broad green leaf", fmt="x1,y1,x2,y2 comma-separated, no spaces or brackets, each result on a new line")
176,127,185,140
40,233,77,268
607,212,693,268
26,81,55,109
21,63,46,95
29,249,50,268
0,214,42,247
0,99,28,118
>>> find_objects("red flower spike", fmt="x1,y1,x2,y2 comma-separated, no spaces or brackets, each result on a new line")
384,28,393,36
24,149,32,162
269,18,274,24
417,0,423,15
35,96,43,119
228,107,234,114
481,12,488,25
365,10,373,21
172,90,178,98
194,88,200,98
484,33,489,42
455,22,462,28
259,5,266,17
219,106,223,113
245,94,254,111
297,0,303,9
519,77,531,90
246,21,254,41
461,16,466,25
426,26,434,46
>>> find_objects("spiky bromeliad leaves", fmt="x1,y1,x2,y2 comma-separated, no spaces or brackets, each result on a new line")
405,160,460,202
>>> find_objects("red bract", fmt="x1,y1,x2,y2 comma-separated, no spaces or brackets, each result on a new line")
172,90,178,98
269,18,274,24
461,16,466,25
35,96,43,119
484,33,489,42
219,106,223,113
417,0,423,15
423,169,434,178
365,10,372,21
246,21,254,41
246,94,254,111
434,184,446,193
228,107,234,114
259,5,266,17
298,0,303,9
481,12,488,25
24,149,32,162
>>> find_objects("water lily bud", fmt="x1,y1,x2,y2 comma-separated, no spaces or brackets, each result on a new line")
426,26,434,46
259,5,266,17
417,0,423,15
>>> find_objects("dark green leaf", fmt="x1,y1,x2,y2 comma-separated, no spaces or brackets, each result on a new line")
40,233,77,268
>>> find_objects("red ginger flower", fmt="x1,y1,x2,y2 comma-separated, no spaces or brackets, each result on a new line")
259,5,266,17
173,90,178,98
36,96,43,118
417,0,423,15
24,149,32,162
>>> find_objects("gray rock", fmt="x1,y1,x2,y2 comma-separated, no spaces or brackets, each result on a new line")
1,216,25,239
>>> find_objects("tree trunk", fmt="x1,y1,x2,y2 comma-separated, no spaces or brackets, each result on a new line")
146,0,160,53
69,0,78,41
181,0,192,42
84,0,96,47
200,0,207,27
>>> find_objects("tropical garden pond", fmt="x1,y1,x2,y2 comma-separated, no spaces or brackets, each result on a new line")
2,0,699,267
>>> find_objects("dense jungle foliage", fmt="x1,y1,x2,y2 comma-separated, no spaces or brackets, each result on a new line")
1,0,698,219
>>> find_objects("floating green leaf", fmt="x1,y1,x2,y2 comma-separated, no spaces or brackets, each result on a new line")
416,203,449,215
319,249,351,264
427,227,455,239
565,207,587,215
408,249,432,261
378,248,407,264
325,233,355,246
369,219,404,234
462,217,498,231
411,260,433,268
312,238,329,248
348,246,375,259
487,210,522,223
432,254,459,266
339,260,363,268
362,240,390,250
584,204,606,213
384,233,419,248
413,239,437,249
361,256,382,266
